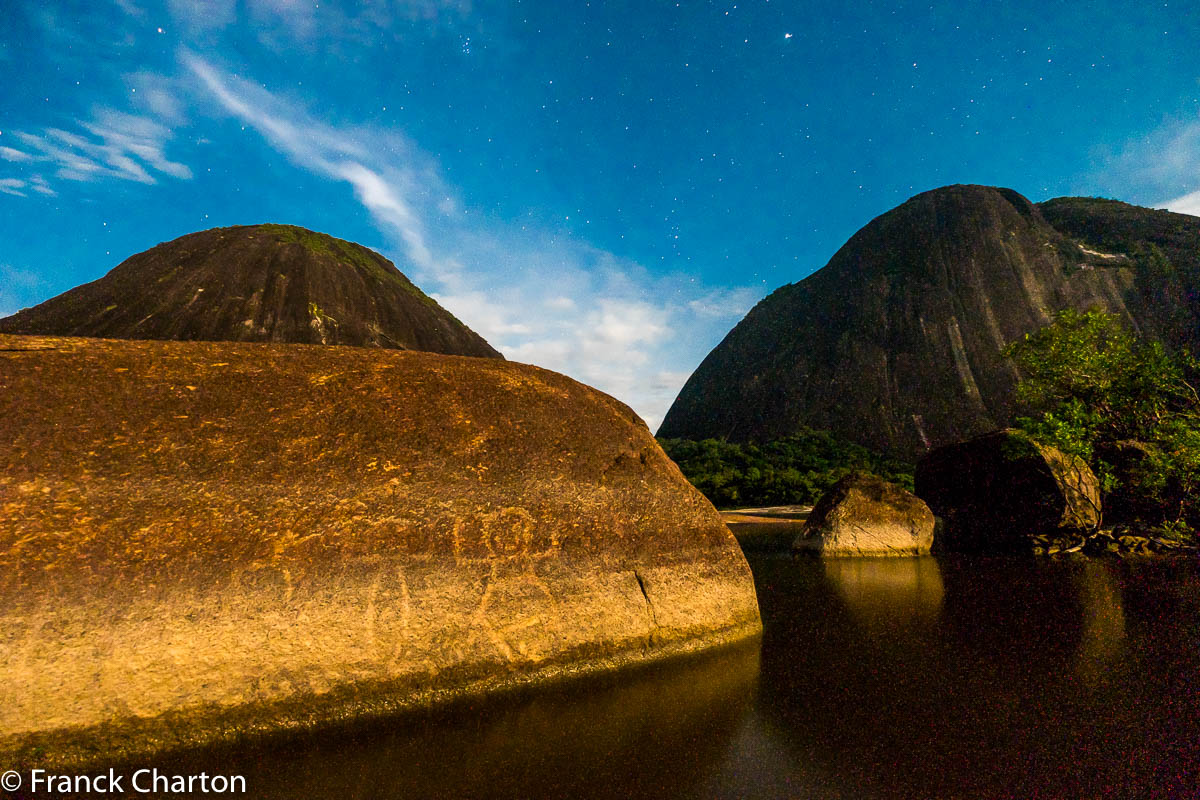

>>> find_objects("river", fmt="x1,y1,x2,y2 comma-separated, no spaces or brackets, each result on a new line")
150,554,1199,799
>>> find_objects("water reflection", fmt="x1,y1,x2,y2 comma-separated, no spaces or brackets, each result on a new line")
755,555,1200,799
153,642,761,800
822,557,944,629
698,709,854,799
1073,560,1127,686
129,556,1198,800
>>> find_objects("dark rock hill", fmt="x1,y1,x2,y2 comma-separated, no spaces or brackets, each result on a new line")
659,185,1200,457
0,224,500,359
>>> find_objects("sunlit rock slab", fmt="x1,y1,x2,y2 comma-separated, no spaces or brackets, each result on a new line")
0,334,760,769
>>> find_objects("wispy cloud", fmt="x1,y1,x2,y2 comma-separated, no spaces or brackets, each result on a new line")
185,54,761,428
161,0,471,47
127,70,190,124
0,179,27,197
1161,187,1200,217
113,0,145,19
0,146,33,163
29,175,56,196
0,172,53,197
4,109,191,193
163,0,237,34
187,53,453,284
1091,115,1200,216
0,264,47,318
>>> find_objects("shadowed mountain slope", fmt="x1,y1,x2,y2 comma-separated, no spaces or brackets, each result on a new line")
0,224,500,359
1038,196,1200,351
660,185,1200,457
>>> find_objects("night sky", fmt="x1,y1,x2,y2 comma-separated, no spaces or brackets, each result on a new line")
2,1,1199,428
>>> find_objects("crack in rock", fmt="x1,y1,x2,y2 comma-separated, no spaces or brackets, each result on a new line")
633,569,659,638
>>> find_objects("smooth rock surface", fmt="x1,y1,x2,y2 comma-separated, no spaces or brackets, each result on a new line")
915,429,1102,553
0,334,760,769
794,473,935,556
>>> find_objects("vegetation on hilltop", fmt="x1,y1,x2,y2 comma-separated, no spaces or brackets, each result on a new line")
1039,196,1200,351
260,224,425,295
1039,196,1200,279
657,431,914,509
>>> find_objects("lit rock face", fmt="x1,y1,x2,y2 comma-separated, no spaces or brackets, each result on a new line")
915,429,1101,553
660,186,1200,458
794,473,935,557
0,224,501,359
0,334,760,768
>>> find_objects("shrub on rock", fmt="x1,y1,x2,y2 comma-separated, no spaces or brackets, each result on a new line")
1094,440,1164,524
915,429,1101,553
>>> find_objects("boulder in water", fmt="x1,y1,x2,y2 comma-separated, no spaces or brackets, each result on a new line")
915,429,1101,553
794,473,935,557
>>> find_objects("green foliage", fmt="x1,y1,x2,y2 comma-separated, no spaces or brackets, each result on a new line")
1055,238,1089,275
1134,241,1175,279
1040,197,1200,338
307,301,338,327
1152,517,1195,545
263,224,370,268
261,224,430,300
1004,309,1200,532
658,430,913,509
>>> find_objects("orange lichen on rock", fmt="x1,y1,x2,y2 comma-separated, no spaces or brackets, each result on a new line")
0,334,760,768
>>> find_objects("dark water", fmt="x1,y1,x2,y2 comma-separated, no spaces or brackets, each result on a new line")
153,555,1200,799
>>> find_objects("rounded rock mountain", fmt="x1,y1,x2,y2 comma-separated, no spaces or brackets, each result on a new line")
0,223,500,359
659,185,1200,458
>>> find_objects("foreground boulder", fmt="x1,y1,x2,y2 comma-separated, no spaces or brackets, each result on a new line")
794,473,935,557
915,430,1101,553
0,334,760,768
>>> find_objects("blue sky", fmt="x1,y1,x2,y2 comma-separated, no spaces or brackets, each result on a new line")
2,0,1199,428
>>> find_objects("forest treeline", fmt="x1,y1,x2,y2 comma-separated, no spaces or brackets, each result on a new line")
656,431,913,509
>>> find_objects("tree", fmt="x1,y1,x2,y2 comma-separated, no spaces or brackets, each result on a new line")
1003,309,1200,537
